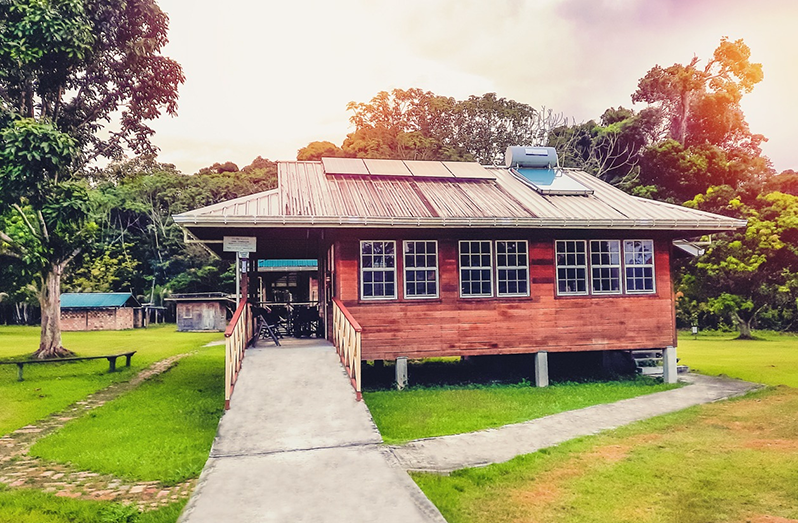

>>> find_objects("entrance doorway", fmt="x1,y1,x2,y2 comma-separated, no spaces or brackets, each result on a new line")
255,259,321,338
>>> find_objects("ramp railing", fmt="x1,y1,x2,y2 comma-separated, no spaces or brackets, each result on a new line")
332,298,362,400
224,298,254,409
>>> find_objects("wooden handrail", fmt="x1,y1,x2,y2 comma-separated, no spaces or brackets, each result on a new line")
225,299,248,337
332,298,362,332
224,298,253,409
332,298,362,401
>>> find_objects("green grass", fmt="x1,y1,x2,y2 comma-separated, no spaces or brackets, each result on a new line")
30,345,225,484
364,378,680,444
0,485,185,523
413,386,798,523
0,325,222,436
678,330,798,387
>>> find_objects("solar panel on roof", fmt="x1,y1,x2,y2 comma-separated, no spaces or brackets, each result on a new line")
403,160,455,178
321,157,369,175
363,159,412,176
514,168,594,196
442,161,496,180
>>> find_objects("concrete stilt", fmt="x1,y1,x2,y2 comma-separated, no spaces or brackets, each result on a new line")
663,346,677,384
534,351,549,388
395,357,408,390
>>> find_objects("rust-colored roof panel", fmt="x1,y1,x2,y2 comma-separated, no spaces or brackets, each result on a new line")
173,160,746,232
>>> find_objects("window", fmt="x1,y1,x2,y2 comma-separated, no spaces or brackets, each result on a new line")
360,241,396,299
404,241,438,299
459,240,493,297
555,240,588,295
624,240,655,293
496,240,529,296
590,240,621,294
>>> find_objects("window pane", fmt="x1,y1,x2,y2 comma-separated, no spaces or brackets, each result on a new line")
590,240,621,294
459,241,492,297
361,241,396,299
404,241,438,298
555,240,588,295
623,240,655,293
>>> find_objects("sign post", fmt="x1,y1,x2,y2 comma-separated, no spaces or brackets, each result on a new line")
224,237,257,301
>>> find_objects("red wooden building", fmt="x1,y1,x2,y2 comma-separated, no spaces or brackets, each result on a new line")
175,149,745,392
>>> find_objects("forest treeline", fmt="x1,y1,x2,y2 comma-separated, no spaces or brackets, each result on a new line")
2,35,796,338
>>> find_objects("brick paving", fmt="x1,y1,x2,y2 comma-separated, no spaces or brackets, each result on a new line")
0,353,198,511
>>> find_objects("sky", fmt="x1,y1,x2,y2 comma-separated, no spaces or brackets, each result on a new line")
149,0,798,175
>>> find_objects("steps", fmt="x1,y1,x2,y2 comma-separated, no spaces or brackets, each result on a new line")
631,350,689,376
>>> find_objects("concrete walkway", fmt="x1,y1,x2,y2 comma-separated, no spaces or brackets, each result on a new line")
389,373,761,473
179,338,445,523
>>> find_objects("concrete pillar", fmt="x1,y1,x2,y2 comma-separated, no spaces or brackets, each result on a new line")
663,346,677,384
534,351,549,388
395,357,408,390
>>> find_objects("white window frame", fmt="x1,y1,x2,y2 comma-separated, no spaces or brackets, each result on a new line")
555,240,589,296
589,240,623,295
495,240,530,297
403,240,439,299
359,240,397,300
459,240,493,298
623,239,656,294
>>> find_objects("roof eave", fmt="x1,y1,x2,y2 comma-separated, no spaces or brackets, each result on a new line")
174,215,747,231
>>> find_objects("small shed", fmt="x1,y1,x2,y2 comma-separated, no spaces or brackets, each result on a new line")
61,292,143,331
167,293,233,332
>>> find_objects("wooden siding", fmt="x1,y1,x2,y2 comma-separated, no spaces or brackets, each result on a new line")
334,234,676,361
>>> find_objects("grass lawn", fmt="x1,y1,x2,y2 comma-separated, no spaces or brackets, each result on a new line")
0,485,185,523
30,345,225,484
0,325,222,436
365,378,680,444
414,386,798,523
678,330,798,387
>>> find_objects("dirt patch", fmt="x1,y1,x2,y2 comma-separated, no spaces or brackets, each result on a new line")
510,444,632,511
747,515,798,523
743,439,798,452
584,444,630,463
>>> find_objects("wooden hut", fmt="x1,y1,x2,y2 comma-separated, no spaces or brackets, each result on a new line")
173,149,746,385
167,293,233,332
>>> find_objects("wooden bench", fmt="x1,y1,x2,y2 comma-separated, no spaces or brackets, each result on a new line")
0,351,137,382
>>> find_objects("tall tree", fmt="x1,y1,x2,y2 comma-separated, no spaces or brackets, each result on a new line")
630,38,769,202
632,37,763,146
0,0,183,358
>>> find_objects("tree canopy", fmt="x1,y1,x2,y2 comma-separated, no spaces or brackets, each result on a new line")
299,89,565,164
0,0,183,357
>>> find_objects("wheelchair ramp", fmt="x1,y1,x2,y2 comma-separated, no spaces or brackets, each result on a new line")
180,338,445,523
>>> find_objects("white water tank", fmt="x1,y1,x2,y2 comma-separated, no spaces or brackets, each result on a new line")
505,146,558,168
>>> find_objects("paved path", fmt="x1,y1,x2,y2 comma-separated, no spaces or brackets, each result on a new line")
179,338,445,523
389,373,761,473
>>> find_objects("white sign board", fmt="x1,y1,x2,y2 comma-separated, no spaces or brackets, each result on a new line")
223,236,257,253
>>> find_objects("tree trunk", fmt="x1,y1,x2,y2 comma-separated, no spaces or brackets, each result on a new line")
732,310,754,340
34,263,73,359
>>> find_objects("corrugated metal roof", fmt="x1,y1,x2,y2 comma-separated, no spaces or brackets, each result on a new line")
173,160,746,232
61,293,137,308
